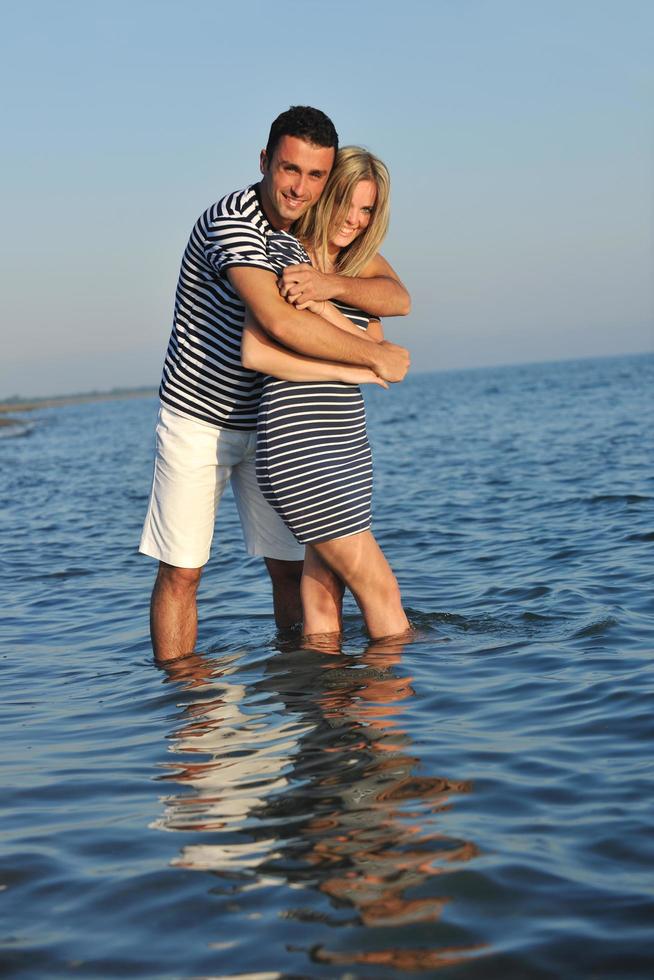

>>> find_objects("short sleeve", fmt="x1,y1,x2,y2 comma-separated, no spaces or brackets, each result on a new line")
200,211,276,277
266,232,312,276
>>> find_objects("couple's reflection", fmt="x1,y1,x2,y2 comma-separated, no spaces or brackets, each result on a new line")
153,634,481,968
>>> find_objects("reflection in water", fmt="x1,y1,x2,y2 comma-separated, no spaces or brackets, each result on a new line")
152,639,484,971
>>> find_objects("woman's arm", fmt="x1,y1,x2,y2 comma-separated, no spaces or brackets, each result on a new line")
241,315,388,387
299,299,379,341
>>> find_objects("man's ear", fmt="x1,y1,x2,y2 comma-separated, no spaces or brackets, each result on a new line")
259,149,268,175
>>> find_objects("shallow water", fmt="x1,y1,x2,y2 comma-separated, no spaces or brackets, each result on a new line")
1,354,653,979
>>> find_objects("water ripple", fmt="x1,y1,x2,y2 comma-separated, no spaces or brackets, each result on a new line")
1,357,653,978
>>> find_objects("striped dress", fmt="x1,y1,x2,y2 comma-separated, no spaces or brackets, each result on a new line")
256,233,373,545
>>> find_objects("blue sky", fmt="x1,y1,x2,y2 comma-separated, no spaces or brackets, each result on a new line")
2,0,652,398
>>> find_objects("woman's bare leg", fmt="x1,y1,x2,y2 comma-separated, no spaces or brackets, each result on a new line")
311,530,410,639
301,545,345,636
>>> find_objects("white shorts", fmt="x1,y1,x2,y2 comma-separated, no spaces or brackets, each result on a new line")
139,406,304,568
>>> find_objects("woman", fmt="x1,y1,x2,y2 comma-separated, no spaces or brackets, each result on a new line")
241,147,410,640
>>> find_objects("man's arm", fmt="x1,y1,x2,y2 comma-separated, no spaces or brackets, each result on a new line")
278,253,411,317
366,319,384,342
228,266,409,382
241,316,388,388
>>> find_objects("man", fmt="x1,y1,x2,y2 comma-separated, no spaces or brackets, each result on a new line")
140,106,410,662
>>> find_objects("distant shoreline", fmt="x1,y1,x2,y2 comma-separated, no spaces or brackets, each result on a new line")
0,388,157,427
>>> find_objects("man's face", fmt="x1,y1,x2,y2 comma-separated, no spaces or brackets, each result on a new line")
259,135,335,230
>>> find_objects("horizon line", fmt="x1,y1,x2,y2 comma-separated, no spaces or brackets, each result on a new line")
1,349,651,407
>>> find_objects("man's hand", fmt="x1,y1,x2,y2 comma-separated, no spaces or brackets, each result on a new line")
228,266,410,378
374,340,410,383
279,264,335,306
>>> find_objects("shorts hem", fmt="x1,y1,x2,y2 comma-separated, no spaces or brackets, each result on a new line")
138,540,210,570
246,542,305,561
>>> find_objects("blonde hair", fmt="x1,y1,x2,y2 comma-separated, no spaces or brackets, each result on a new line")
293,146,391,277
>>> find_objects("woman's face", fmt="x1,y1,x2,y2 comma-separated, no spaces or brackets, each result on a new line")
329,179,377,251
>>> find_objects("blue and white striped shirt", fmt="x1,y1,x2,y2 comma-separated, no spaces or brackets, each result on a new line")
159,184,281,430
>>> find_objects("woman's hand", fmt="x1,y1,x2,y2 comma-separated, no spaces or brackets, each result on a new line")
293,298,327,314
340,367,389,389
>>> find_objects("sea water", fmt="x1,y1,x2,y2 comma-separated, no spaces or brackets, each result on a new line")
1,353,653,978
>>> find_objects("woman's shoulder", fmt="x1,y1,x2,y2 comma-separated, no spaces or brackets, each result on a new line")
358,250,386,276
266,231,311,272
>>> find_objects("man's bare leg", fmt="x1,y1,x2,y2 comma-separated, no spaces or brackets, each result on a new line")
264,558,303,629
302,545,344,636
150,562,203,663
151,559,301,660
311,531,410,639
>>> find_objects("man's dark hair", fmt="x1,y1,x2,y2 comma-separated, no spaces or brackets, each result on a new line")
265,106,338,162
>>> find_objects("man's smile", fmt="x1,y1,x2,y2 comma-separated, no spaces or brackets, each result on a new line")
282,193,307,209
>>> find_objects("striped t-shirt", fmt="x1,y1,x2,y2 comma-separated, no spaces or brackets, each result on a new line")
159,184,283,429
